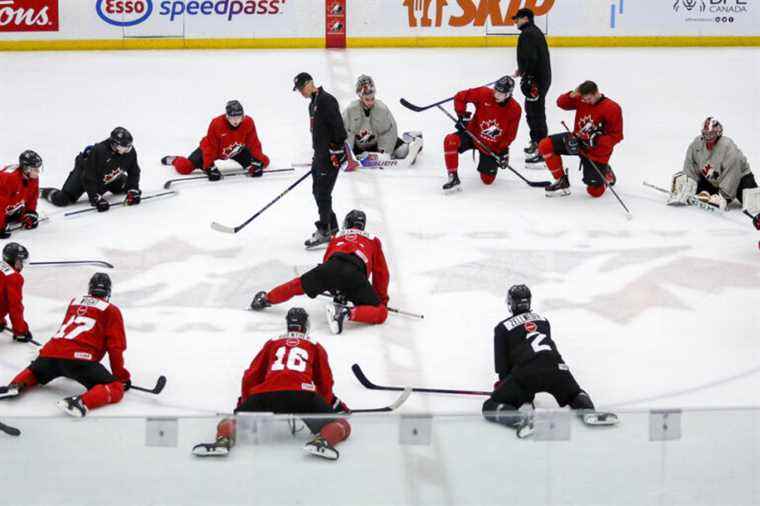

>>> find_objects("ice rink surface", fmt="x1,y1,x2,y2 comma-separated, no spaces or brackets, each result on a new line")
1,46,758,419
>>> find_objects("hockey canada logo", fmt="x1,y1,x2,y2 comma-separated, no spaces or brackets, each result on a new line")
480,119,502,142
404,0,555,28
0,0,59,32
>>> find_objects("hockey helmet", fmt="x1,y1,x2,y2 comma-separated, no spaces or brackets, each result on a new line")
343,209,367,231
506,284,531,315
19,150,43,175
286,307,310,334
89,272,112,300
2,242,29,270
702,117,723,144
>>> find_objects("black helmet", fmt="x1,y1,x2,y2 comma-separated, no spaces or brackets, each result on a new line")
110,127,133,148
343,209,366,231
89,272,112,299
2,242,29,269
19,150,42,171
225,100,244,117
507,284,531,315
494,76,515,99
286,307,309,334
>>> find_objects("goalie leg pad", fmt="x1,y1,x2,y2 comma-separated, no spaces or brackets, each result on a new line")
667,172,697,206
742,187,760,215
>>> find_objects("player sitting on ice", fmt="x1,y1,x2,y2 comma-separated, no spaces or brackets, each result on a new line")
251,210,389,335
343,74,423,169
539,80,623,198
482,284,617,438
193,308,351,461
668,117,758,211
41,127,142,212
1,243,33,344
0,273,131,418
442,76,521,192
0,151,42,239
161,100,270,181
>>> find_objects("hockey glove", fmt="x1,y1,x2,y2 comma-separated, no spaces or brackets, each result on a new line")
92,195,110,213
247,159,264,178
753,213,760,231
454,111,472,133
13,330,33,343
122,380,131,392
563,135,581,156
496,150,510,168
332,397,350,414
21,211,39,230
0,225,10,239
206,166,223,181
125,189,142,206
329,145,347,170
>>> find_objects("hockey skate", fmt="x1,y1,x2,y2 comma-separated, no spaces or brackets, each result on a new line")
40,187,58,203
0,384,21,400
326,303,350,335
160,156,176,166
442,171,461,193
515,416,535,439
580,411,619,426
304,228,335,249
525,152,544,166
545,175,571,197
523,141,537,155
304,435,339,461
57,396,87,418
192,438,231,457
250,291,271,311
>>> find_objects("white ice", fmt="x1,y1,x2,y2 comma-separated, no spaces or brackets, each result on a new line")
1,46,759,423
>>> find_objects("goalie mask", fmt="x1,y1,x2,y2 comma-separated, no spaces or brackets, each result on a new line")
701,117,723,148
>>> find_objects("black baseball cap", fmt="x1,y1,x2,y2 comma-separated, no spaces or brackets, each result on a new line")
293,72,313,91
511,8,534,20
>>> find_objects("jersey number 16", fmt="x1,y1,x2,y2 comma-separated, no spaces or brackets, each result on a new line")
271,346,309,373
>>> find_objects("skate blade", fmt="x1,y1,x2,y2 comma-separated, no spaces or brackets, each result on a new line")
443,186,462,195
582,413,619,426
545,189,571,198
304,445,339,461
516,422,535,439
325,305,341,335
56,400,85,418
192,445,230,457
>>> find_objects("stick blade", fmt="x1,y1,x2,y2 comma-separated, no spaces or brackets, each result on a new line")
399,98,426,112
153,375,167,394
211,222,237,234
163,180,172,190
390,387,413,410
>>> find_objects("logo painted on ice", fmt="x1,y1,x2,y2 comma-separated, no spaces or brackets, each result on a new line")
96,0,153,27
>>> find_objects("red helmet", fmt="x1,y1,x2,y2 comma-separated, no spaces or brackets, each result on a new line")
701,117,723,144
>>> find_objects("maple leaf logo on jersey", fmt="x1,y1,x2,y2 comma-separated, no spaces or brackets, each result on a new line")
223,142,244,159
578,115,598,136
480,119,502,142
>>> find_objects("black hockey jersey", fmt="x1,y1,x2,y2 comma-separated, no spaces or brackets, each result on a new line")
75,140,140,204
493,312,563,379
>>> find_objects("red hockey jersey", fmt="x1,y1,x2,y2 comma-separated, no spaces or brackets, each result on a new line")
557,92,624,164
0,261,28,335
40,295,130,382
199,114,270,170
0,165,39,230
240,333,336,405
325,229,390,305
454,87,521,155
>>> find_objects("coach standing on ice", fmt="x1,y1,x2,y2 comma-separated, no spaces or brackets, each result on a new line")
512,8,552,165
293,72,348,249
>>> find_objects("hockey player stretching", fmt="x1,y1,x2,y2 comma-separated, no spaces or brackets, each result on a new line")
0,273,131,418
193,308,351,461
251,210,389,335
0,243,33,344
1,150,42,239
482,285,617,438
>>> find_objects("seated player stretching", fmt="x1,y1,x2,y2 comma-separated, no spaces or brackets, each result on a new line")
1,243,33,344
0,150,42,239
251,210,389,335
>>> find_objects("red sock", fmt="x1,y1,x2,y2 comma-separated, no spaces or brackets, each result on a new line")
11,368,38,390
172,157,195,175
350,305,388,324
216,418,237,446
480,172,496,185
81,381,124,410
538,137,564,180
444,133,461,174
267,277,304,305
320,419,351,446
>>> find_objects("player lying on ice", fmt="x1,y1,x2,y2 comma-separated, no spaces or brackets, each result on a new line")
193,308,351,461
442,76,521,192
343,74,423,169
538,80,623,198
1,151,42,238
1,243,33,344
0,273,131,418
251,209,389,335
482,284,617,438
161,100,270,181
668,117,758,211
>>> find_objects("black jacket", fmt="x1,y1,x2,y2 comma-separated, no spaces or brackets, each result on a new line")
75,139,140,203
516,21,552,89
309,87,347,164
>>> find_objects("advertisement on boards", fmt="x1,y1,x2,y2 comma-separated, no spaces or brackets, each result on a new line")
0,0,59,32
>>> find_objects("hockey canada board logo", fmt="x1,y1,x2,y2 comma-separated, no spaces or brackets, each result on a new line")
403,0,555,28
480,119,502,142
0,0,59,32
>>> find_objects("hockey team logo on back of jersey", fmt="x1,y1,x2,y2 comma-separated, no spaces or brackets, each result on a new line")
0,0,59,32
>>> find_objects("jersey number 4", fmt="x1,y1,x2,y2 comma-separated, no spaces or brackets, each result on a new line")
271,346,309,373
527,331,552,353
53,314,96,341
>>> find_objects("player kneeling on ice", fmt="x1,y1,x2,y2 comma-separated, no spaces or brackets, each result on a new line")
482,285,617,438
539,81,623,198
668,117,758,211
442,76,521,192
41,127,142,212
1,150,43,238
251,210,389,335
193,308,351,460
161,100,270,181
343,74,423,169
0,273,131,418
1,243,33,344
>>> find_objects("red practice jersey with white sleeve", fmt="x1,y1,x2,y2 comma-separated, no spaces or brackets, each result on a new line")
324,229,390,304
556,92,624,164
40,295,130,381
454,86,522,155
0,261,28,334
199,114,270,169
0,165,39,230
240,332,336,404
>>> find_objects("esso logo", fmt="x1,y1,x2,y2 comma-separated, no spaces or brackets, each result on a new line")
524,321,537,333
96,0,153,27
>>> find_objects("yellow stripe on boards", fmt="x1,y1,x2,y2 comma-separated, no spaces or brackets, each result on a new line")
0,38,324,52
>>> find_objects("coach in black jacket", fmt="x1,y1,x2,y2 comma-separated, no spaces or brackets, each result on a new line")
513,8,552,163
293,72,348,248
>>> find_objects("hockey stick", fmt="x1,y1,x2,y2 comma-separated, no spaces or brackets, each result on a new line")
0,421,20,437
643,181,718,213
561,121,633,220
129,375,167,395
743,209,760,229
2,328,41,347
7,216,50,233
211,169,311,234
64,191,178,217
163,168,295,189
352,364,491,396
436,106,551,188
350,387,412,413
399,81,497,112
29,260,114,269
318,293,424,320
